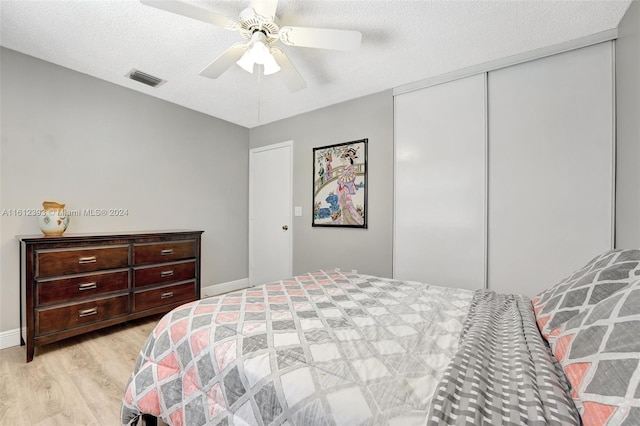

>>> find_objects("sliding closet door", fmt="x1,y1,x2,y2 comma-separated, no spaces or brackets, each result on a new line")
488,42,614,297
394,74,486,290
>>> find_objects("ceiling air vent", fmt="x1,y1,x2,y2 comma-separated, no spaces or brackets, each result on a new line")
126,69,166,88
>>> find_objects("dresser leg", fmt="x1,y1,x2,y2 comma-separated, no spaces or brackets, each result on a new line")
26,341,34,363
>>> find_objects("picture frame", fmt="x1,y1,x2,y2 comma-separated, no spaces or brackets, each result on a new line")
312,138,368,228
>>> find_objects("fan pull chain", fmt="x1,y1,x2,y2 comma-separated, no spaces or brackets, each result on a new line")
257,65,262,124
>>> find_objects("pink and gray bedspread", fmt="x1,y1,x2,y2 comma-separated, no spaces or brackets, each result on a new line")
121,270,579,425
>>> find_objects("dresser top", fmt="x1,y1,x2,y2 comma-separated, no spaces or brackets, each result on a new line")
16,229,204,243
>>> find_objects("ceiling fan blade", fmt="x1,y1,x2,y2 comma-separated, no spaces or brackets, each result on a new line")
278,26,362,50
249,0,278,19
199,44,248,79
140,0,239,29
270,48,306,92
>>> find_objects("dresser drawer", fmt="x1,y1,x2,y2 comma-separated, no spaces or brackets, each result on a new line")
133,240,196,265
133,260,196,288
37,270,129,306
36,295,129,335
133,281,196,312
36,245,129,278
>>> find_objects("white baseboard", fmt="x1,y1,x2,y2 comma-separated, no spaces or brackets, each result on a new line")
0,328,23,350
201,278,250,297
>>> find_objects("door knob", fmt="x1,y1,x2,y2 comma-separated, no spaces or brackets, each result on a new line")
282,225,288,230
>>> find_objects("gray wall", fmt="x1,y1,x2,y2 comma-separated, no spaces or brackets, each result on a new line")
0,48,250,335
616,0,640,248
249,91,394,278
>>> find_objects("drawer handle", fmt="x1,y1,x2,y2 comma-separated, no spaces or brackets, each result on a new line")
78,256,97,264
160,291,174,299
78,307,98,317
160,249,174,256
160,270,174,278
78,282,98,291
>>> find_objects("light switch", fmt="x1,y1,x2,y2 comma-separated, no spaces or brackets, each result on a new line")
294,206,302,216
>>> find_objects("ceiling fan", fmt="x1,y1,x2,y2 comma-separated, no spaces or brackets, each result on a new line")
140,0,363,92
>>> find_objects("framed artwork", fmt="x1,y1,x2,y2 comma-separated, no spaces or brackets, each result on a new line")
312,138,368,228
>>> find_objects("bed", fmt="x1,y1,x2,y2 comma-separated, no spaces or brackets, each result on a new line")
121,250,640,426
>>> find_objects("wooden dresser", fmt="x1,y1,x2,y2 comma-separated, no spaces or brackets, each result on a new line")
17,230,204,362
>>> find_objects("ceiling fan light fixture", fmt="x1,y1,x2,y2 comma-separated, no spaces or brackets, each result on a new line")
250,39,271,64
262,52,281,75
236,50,255,73
236,32,281,75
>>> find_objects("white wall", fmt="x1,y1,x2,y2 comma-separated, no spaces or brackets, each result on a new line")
616,0,640,248
0,48,250,336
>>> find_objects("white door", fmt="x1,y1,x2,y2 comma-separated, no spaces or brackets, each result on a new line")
249,141,293,286
394,73,487,290
488,42,614,297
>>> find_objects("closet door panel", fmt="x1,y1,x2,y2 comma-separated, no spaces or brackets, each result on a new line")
394,73,486,290
488,42,614,297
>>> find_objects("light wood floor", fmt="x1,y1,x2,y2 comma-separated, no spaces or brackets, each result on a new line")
0,316,162,425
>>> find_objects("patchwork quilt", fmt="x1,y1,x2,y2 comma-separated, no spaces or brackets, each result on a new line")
121,271,474,426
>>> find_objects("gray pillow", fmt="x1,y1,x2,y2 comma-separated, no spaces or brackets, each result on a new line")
532,249,640,341
548,279,640,426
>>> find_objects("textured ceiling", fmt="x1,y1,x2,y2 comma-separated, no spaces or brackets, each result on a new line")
0,0,633,128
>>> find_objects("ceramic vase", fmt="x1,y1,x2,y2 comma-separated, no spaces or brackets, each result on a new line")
38,201,69,236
